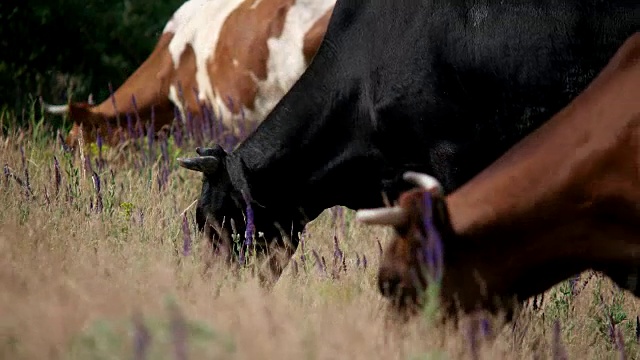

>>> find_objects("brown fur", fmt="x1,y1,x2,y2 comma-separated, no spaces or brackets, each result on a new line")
302,6,334,64
58,0,333,149
210,0,295,114
64,32,176,147
376,32,640,316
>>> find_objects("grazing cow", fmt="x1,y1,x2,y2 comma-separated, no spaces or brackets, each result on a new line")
177,0,639,284
44,0,336,147
355,32,640,316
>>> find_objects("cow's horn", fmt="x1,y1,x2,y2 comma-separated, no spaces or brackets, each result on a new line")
355,207,408,226
177,156,220,173
403,171,443,195
43,103,70,114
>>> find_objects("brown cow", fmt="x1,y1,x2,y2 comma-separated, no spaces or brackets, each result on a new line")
44,0,335,147
355,32,640,316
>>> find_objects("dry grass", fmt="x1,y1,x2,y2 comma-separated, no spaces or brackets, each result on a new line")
2,123,640,360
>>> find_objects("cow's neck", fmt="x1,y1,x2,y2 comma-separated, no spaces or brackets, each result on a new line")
444,65,640,301
226,49,385,227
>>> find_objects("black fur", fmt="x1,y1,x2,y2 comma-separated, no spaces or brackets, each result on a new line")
189,0,639,266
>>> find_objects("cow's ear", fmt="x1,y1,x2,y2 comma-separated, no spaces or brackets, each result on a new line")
68,102,96,127
196,145,226,157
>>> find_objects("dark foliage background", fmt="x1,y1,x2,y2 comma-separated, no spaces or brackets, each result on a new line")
0,0,184,121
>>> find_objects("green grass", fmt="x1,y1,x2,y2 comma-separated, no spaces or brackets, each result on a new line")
1,111,640,359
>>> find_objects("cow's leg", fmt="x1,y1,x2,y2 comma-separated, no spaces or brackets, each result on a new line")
248,233,299,288
259,242,298,287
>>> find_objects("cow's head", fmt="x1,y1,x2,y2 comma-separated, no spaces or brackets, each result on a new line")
356,172,454,313
177,146,245,262
177,145,301,282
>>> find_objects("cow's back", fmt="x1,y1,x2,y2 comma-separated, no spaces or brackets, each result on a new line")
325,0,639,192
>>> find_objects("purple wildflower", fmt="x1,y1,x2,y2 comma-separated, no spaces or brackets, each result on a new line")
216,103,224,144
157,134,170,191
616,328,626,360
204,103,215,141
480,317,491,338
20,146,28,182
182,213,192,256
552,319,568,360
362,254,368,270
85,151,94,175
420,192,444,282
177,81,186,104
126,112,134,141
20,146,33,198
106,120,113,143
132,311,151,360
5,166,25,189
169,303,188,360
467,318,479,360
333,232,345,274
299,231,306,269
331,206,338,226
108,82,119,124
131,94,141,127
148,106,156,160
96,133,103,170
161,133,170,166
92,171,103,213
569,274,580,296
57,132,72,153
291,259,299,277
105,82,124,141
311,249,325,275
3,164,9,187
172,108,183,147
239,192,255,265
608,312,617,344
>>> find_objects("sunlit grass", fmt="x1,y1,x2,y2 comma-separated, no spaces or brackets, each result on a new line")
1,109,639,359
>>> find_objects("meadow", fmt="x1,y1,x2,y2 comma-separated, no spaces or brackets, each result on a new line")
1,106,640,359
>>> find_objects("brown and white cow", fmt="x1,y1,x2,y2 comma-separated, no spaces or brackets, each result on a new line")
356,32,640,316
44,0,335,147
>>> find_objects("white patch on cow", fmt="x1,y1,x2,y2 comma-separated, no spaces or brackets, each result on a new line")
163,0,208,35
161,0,336,134
168,84,187,125
164,0,245,120
202,0,335,134
250,0,263,9
250,0,336,125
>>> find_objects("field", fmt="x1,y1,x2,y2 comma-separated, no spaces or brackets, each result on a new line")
1,109,640,359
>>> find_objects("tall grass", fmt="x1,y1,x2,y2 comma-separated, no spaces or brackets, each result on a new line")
1,105,640,359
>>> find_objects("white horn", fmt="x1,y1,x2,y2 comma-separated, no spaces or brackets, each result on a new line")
43,103,70,114
355,207,408,226
403,171,443,195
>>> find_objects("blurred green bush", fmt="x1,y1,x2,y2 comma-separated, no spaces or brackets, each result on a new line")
0,0,184,123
